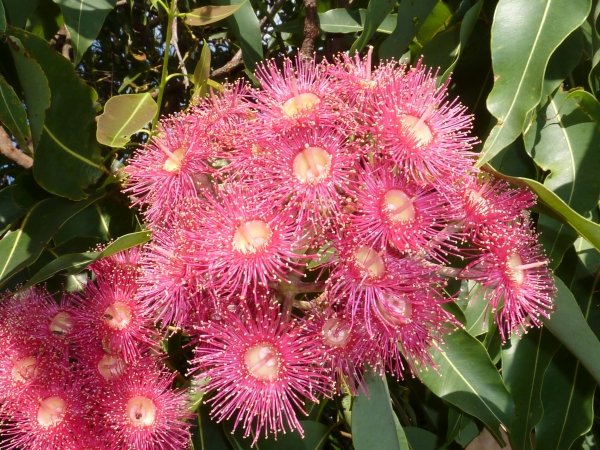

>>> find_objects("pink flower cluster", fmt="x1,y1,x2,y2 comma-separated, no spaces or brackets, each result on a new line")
0,51,556,447
0,252,192,450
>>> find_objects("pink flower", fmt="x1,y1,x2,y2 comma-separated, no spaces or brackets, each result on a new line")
99,368,192,450
190,305,333,443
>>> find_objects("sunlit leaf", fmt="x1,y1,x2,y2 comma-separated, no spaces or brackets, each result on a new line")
349,0,395,54
477,0,591,166
315,8,396,34
184,2,245,26
96,93,157,147
193,40,211,99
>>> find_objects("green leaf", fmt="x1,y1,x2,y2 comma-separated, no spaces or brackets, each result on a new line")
2,0,38,27
257,421,330,450
403,427,442,450
588,0,600,93
193,40,211,99
6,35,51,149
22,230,150,288
0,75,29,151
213,0,262,73
542,28,583,101
0,190,105,287
501,328,561,450
96,93,157,147
349,0,395,54
352,372,409,450
0,177,41,230
316,8,396,34
542,276,600,386
456,280,492,337
483,165,600,254
8,27,106,200
439,0,483,85
184,2,245,26
26,0,64,41
477,0,591,166
419,329,515,442
0,1,6,31
379,0,437,59
54,0,117,64
523,88,600,266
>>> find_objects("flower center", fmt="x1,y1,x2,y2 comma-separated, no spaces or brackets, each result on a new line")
322,318,352,348
97,354,126,380
103,302,133,330
376,294,413,326
244,343,279,381
37,396,66,428
282,92,321,117
11,356,38,383
232,220,272,254
49,311,73,339
400,106,434,147
507,253,525,285
162,148,186,172
353,246,386,279
292,146,332,184
382,189,416,223
126,395,157,427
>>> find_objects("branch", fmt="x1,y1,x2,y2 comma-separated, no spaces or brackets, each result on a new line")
0,127,33,169
300,0,318,60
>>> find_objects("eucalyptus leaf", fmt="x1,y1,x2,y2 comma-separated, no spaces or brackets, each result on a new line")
477,0,591,166
2,0,38,27
96,93,157,147
8,27,105,200
349,0,394,54
193,41,211,99
0,0,6,30
352,372,409,450
419,329,515,443
0,75,29,151
6,35,51,149
542,28,583,101
54,0,117,64
379,0,437,60
588,0,600,93
315,8,396,34
185,2,245,26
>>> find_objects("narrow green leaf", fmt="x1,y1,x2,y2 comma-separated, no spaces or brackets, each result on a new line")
588,0,600,93
316,8,396,34
22,230,150,288
501,328,561,450
97,93,157,147
0,190,105,286
8,27,105,200
2,0,38,27
379,0,437,59
349,0,394,54
483,165,600,254
439,0,483,85
54,0,117,64
420,329,515,442
456,280,491,337
6,35,51,149
184,2,245,26
213,0,262,73
477,0,591,166
0,1,6,32
542,276,600,386
352,372,409,450
0,76,30,151
193,41,211,99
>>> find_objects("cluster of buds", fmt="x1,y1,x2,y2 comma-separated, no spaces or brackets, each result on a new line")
0,252,192,449
0,51,556,448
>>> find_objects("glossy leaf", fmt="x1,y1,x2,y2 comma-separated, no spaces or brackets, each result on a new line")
419,329,515,442
193,40,211,99
2,0,38,27
316,8,396,34
439,0,483,85
477,0,591,166
352,372,409,450
213,0,262,74
501,328,561,450
0,75,29,151
349,0,394,54
403,427,441,450
8,28,106,200
184,2,245,26
588,0,600,93
542,28,583,101
0,190,105,287
23,230,150,288
483,165,600,254
96,93,157,147
6,35,51,149
54,0,117,64
379,0,437,59
456,280,492,337
542,276,600,386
